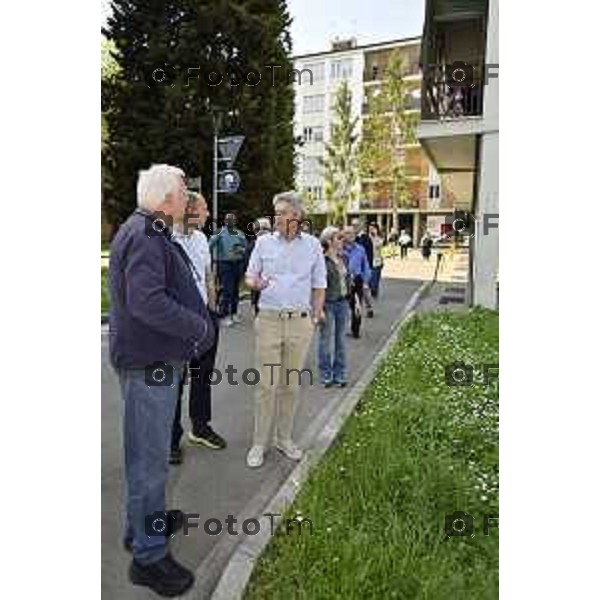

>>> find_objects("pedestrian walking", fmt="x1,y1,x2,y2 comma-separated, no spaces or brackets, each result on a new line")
209,213,247,326
244,191,326,468
318,226,350,388
108,164,215,596
421,230,434,261
342,225,371,338
399,229,412,259
170,191,226,465
368,222,384,298
353,218,374,318
387,227,399,258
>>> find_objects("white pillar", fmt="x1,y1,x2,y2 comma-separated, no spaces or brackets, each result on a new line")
412,212,422,247
472,132,499,308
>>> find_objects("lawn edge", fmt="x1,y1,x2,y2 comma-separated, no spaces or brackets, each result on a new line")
206,280,431,600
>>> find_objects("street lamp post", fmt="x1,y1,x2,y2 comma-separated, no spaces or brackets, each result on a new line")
211,111,223,222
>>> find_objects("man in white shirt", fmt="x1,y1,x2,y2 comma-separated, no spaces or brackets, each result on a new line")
170,191,226,463
245,191,327,468
399,229,412,260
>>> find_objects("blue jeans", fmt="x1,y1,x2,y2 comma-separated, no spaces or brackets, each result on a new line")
218,260,243,317
318,299,348,383
118,365,183,565
370,265,383,298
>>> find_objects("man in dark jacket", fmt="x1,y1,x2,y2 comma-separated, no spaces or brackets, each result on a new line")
109,164,214,597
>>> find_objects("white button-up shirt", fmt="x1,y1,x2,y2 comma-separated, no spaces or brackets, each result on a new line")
246,231,327,311
171,229,210,304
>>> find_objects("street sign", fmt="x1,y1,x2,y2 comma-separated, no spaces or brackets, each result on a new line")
217,135,245,168
218,169,241,194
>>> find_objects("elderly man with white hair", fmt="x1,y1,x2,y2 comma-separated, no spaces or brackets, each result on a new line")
109,164,214,596
245,191,327,468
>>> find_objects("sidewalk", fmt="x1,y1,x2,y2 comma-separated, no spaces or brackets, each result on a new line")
383,247,468,283
101,278,424,599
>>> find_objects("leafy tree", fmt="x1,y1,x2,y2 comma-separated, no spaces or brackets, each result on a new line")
102,0,294,230
359,49,418,231
320,80,359,225
101,36,120,151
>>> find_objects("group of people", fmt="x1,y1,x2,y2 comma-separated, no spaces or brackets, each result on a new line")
108,164,390,596
388,227,436,261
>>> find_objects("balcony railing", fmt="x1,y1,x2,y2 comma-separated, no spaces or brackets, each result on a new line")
421,68,484,120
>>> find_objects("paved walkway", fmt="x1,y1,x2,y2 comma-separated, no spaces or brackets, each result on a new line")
383,247,468,283
101,278,423,599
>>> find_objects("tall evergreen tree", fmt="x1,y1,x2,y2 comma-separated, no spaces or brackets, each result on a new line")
320,80,360,226
102,0,295,230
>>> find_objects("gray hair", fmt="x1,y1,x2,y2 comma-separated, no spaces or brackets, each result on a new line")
137,164,185,211
272,190,303,214
320,225,339,245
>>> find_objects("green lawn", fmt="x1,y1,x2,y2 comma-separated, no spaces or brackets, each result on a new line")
101,266,109,314
244,308,499,600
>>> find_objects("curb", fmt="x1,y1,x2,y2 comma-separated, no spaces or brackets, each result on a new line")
205,280,430,600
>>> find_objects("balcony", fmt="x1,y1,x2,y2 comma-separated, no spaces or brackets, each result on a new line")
417,2,488,175
421,68,484,121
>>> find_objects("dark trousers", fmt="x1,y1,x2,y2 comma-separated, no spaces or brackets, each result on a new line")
400,244,409,259
217,260,243,317
250,289,261,316
349,275,364,338
171,312,220,450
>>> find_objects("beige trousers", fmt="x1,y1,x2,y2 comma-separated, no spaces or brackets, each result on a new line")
252,312,315,447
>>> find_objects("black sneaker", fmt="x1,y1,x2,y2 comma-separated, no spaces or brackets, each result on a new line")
124,510,185,553
188,425,227,449
367,309,374,318
129,553,194,597
169,446,183,465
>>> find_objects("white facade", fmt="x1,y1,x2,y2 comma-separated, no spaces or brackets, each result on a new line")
293,44,365,213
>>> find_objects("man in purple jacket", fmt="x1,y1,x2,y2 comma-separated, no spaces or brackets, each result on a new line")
109,164,214,597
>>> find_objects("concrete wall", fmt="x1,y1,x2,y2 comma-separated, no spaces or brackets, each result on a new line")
472,0,499,309
473,131,499,308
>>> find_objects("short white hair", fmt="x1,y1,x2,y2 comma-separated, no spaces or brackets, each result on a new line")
320,225,339,245
273,190,303,214
137,164,185,211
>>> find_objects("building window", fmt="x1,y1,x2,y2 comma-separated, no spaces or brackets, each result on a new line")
301,62,324,82
330,58,353,80
428,184,440,199
303,125,324,143
303,94,325,114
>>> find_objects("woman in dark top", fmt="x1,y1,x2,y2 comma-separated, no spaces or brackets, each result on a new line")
421,231,434,260
318,226,350,387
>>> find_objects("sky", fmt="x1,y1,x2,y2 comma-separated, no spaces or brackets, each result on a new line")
101,0,426,55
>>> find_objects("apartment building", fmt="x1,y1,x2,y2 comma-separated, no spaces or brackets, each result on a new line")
418,0,499,308
293,36,456,240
